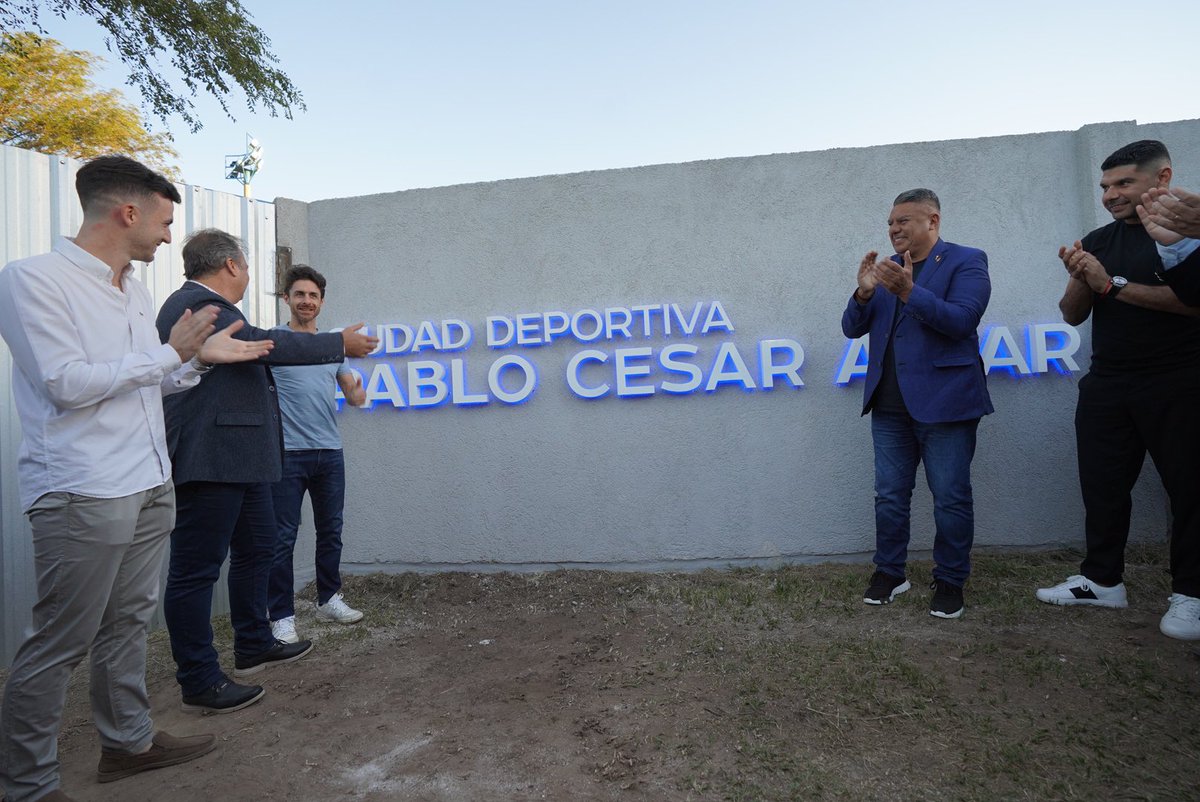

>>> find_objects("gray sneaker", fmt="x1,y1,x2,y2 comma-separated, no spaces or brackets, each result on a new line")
270,616,299,644
1160,593,1200,641
316,593,364,624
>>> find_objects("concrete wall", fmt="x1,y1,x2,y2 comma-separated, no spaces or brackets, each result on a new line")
273,120,1198,574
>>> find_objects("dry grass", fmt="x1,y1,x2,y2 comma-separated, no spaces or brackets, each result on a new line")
10,544,1200,801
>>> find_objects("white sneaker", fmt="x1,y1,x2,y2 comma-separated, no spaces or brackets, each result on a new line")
316,593,363,624
1160,593,1200,641
270,616,299,644
1035,575,1128,608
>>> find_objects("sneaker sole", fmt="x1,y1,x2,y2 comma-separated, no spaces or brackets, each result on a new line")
1160,628,1200,641
180,687,265,715
929,606,964,619
1035,593,1127,608
232,642,314,679
1160,622,1200,641
863,580,911,605
316,610,364,624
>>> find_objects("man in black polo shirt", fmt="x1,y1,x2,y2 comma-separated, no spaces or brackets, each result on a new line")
1036,140,1200,641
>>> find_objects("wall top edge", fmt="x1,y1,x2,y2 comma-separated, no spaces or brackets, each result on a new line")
285,117,1200,208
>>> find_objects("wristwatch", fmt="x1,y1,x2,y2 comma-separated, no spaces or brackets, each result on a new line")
189,355,214,373
1107,276,1128,298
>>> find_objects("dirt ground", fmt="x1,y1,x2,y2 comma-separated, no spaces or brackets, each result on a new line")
28,548,1200,801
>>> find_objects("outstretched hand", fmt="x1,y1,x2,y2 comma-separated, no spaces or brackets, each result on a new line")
341,323,380,358
198,320,274,364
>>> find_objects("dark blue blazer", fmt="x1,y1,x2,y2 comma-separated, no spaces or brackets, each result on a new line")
841,238,993,423
156,281,345,485
1164,244,1200,307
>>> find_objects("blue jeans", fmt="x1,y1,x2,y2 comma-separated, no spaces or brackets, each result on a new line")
268,449,347,620
164,482,277,696
871,412,980,586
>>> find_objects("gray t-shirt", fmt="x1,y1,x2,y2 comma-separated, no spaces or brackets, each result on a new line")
272,325,353,451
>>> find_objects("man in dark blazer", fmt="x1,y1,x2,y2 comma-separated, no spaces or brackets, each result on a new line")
841,188,992,619
156,229,378,713
1139,184,1200,306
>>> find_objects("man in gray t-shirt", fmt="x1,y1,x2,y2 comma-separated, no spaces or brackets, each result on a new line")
268,265,368,643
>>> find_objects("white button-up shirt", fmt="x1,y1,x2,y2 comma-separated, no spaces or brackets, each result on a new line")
0,237,202,510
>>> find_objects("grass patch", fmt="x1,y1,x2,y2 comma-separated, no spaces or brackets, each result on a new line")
14,545,1198,802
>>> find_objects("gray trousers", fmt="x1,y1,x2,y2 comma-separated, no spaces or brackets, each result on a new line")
0,482,174,802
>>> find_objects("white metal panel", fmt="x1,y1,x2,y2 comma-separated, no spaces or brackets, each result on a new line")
1,145,277,665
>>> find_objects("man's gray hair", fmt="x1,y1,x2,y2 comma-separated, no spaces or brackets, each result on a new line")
182,228,246,279
893,188,941,210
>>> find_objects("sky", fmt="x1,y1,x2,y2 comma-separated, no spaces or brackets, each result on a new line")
33,0,1200,202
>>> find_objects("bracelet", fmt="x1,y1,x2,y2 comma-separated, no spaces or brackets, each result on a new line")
1100,278,1113,297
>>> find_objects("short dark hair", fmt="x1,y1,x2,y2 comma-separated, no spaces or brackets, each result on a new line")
182,228,245,280
1101,140,1171,171
281,264,328,298
75,155,181,215
893,188,940,210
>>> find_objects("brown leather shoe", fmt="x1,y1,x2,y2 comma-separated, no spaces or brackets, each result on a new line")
96,730,217,783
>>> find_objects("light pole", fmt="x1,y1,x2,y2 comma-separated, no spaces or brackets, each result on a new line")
225,135,264,198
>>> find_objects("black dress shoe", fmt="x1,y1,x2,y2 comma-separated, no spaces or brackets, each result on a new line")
181,678,264,714
232,638,313,678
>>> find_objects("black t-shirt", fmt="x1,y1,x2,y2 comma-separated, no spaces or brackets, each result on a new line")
869,259,925,415
1082,221,1200,375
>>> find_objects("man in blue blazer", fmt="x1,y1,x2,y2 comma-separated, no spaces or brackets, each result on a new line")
156,229,378,713
841,188,992,619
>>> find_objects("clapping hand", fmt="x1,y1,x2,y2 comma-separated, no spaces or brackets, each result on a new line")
1058,241,1109,292
875,251,915,303
1138,186,1200,243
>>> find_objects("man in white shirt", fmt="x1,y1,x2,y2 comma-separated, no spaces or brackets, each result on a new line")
0,156,271,802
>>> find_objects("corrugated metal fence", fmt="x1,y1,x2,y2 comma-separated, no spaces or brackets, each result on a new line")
1,145,279,665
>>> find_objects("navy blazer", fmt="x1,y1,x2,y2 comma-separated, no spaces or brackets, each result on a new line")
841,238,993,423
156,281,345,485
1164,244,1200,307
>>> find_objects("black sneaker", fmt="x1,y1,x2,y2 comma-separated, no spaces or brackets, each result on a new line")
929,580,964,619
863,570,911,605
181,677,264,714
232,639,313,678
